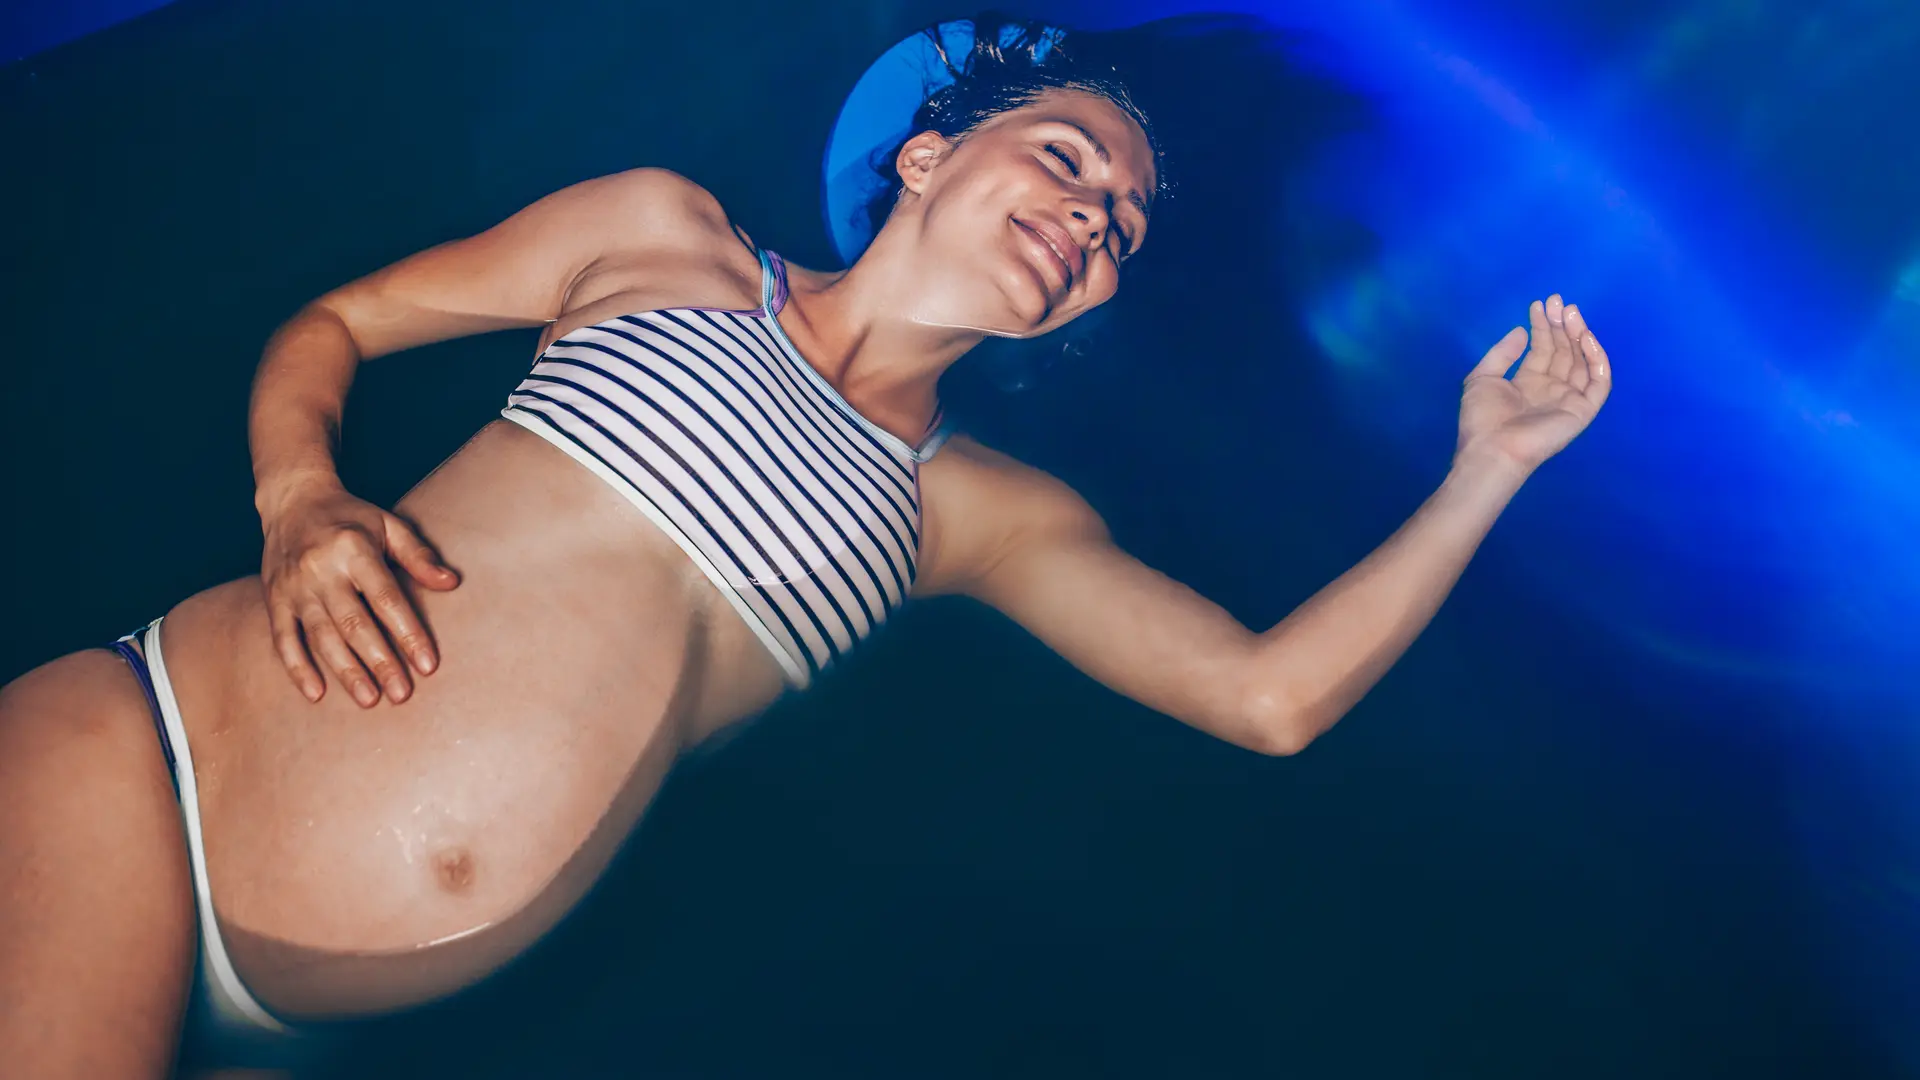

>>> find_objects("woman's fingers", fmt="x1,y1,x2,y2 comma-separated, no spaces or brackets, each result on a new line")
1563,304,1593,392
300,601,380,708
385,513,459,592
261,489,452,706
1581,326,1612,411
1543,294,1576,381
370,519,449,675
1468,325,1529,380
1521,300,1554,375
359,576,437,679
323,580,411,705
268,599,325,702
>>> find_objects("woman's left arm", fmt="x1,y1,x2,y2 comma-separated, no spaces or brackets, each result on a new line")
919,295,1610,756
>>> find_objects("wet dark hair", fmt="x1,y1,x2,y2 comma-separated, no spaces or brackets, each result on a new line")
860,13,1168,244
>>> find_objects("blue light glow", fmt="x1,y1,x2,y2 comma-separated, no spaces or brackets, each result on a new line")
1032,0,1919,1065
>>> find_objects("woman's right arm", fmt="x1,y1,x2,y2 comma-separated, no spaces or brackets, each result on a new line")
250,168,729,707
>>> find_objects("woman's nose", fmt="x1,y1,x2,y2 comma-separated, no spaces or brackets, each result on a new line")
1069,205,1108,246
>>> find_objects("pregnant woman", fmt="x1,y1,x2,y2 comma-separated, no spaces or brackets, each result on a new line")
0,16,1610,1078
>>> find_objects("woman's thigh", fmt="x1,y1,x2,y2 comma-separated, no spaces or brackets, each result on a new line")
0,648,198,1079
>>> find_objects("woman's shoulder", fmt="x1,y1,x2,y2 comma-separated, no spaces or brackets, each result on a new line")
914,434,1108,595
542,168,764,317
562,168,742,256
925,436,1094,515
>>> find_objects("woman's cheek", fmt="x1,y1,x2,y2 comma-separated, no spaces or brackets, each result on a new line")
1090,263,1121,305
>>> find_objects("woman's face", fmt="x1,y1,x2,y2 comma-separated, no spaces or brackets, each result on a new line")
890,88,1156,339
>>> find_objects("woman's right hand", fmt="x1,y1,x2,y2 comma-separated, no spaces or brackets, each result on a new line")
259,478,460,707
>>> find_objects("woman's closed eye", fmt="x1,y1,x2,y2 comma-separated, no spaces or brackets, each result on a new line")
1045,143,1136,260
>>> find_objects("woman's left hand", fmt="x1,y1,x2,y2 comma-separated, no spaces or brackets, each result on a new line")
1455,294,1612,475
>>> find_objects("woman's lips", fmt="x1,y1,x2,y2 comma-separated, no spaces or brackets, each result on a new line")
1013,217,1077,292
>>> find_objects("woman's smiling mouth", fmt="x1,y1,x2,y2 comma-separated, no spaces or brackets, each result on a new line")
1013,216,1079,291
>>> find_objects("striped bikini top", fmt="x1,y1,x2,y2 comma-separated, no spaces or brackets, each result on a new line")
500,248,946,688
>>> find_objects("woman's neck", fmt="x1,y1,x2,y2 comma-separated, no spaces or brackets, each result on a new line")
774,234,982,440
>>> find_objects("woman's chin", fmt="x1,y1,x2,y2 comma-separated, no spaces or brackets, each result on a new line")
912,273,1055,338
985,276,1058,335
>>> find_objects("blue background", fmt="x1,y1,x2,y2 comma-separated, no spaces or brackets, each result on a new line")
2,0,181,64
4,0,1915,1074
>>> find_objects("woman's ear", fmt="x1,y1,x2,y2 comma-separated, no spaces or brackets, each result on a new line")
895,131,954,196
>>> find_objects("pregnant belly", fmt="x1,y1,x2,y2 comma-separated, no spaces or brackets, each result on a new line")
156,422,788,1016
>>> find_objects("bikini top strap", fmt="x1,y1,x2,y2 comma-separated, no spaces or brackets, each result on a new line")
749,243,946,461
759,249,791,317
913,422,952,462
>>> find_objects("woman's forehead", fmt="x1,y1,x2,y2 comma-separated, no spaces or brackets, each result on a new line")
998,91,1144,176
1006,92,1158,206
1019,88,1150,143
